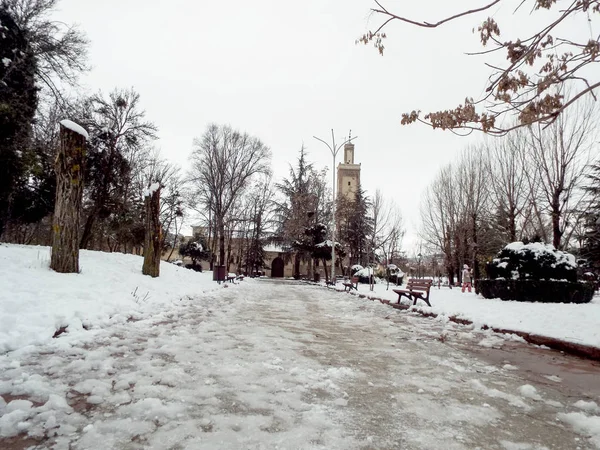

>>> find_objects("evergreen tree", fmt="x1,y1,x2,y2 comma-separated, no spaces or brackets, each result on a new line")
274,145,317,278
581,162,600,272
337,184,373,266
179,235,211,268
0,6,38,235
295,223,345,283
0,0,88,237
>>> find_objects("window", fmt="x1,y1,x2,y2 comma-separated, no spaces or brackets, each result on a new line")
348,181,351,186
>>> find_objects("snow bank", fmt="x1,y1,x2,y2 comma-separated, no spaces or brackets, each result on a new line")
0,244,220,353
334,279,600,348
59,120,89,140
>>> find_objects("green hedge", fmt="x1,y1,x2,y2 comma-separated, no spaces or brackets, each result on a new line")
476,279,595,304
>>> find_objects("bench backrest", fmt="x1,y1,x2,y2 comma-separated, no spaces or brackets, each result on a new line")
406,278,433,290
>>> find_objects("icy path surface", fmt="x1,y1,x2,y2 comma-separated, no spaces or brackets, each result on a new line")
2,280,599,449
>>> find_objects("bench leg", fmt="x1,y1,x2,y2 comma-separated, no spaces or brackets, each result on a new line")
413,296,431,307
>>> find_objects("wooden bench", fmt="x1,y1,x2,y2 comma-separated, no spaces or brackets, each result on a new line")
226,273,237,283
343,276,359,291
393,278,433,307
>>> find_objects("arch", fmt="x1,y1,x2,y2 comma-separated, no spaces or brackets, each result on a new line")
271,257,284,278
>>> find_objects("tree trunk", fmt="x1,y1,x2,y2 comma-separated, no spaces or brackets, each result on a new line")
322,258,329,284
294,253,300,279
142,186,161,277
219,229,226,267
51,125,86,273
472,213,480,281
79,207,98,248
551,195,562,249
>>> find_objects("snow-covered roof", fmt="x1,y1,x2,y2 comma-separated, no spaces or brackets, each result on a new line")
264,244,285,253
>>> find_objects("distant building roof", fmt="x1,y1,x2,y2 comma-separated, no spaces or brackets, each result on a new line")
263,244,285,253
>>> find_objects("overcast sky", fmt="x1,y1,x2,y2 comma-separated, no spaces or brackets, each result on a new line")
53,0,585,253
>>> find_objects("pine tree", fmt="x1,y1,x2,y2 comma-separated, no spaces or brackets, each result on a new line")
581,163,600,272
0,6,38,235
274,145,317,278
337,184,373,266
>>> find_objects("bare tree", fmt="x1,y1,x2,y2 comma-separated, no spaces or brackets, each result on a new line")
486,130,531,242
421,150,490,284
371,189,404,263
359,0,600,135
456,146,490,279
190,124,271,269
527,98,597,248
242,173,276,275
139,154,186,259
374,191,405,283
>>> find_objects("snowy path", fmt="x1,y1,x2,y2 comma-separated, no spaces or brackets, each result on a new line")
2,280,600,449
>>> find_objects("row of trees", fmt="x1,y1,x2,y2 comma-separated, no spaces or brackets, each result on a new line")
1,0,405,279
0,1,186,263
186,140,406,281
420,100,599,283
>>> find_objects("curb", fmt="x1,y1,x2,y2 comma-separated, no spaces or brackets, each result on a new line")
330,285,600,362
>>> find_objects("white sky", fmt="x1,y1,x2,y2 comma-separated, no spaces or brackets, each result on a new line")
52,0,591,253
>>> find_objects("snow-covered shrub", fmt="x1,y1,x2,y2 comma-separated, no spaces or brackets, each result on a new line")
486,242,577,282
353,267,374,284
386,264,404,285
476,279,594,303
478,242,592,303
350,265,363,276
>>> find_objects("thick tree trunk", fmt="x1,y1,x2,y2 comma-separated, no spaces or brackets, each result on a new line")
472,214,480,281
142,186,161,277
322,258,330,283
219,228,226,267
79,209,97,249
51,125,86,273
551,196,562,249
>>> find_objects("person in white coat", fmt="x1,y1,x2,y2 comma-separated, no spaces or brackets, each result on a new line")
462,264,472,293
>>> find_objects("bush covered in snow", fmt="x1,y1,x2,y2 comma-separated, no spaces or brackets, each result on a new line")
486,242,577,282
476,279,594,303
350,265,363,276
479,242,593,303
353,267,375,284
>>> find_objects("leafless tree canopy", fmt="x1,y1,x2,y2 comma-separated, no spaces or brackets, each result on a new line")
420,100,596,281
359,0,600,135
190,124,272,266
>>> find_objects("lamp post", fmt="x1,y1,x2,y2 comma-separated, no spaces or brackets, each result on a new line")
313,129,357,285
417,253,422,278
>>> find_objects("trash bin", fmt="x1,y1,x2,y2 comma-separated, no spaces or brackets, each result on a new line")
213,265,226,282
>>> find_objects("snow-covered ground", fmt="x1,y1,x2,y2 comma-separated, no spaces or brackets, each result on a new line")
332,278,600,349
1,244,598,355
1,244,600,448
0,244,222,354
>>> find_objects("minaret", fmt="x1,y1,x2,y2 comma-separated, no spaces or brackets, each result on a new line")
337,131,361,201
